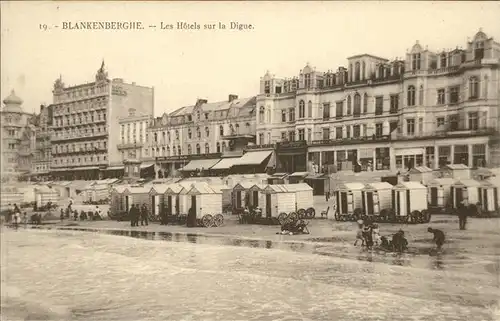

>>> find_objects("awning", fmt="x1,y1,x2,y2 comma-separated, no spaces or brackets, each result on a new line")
50,166,99,172
211,157,241,170
180,159,221,171
305,173,327,180
140,163,155,169
234,150,272,166
106,166,124,171
290,172,309,177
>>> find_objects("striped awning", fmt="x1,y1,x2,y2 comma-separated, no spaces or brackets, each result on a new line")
180,159,221,171
211,157,241,170
234,150,272,166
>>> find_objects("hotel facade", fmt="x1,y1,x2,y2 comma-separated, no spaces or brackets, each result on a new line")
49,62,154,180
250,29,500,174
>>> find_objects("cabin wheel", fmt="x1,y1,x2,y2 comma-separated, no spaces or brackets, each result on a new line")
278,212,288,225
411,210,421,224
421,210,430,223
214,214,224,227
288,212,298,223
306,207,315,219
297,208,306,219
334,211,340,221
202,214,213,227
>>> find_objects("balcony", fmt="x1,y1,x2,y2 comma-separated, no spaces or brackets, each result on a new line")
53,147,107,156
117,142,144,149
52,131,108,141
371,74,402,84
393,127,495,141
310,135,391,147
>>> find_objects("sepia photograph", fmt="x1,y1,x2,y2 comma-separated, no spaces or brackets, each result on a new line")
1,1,500,320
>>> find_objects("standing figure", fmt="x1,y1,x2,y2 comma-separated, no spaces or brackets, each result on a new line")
140,204,149,226
457,200,468,230
354,221,365,246
428,227,445,251
60,208,65,222
129,205,136,227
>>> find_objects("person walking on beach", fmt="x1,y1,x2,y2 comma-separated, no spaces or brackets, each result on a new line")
23,212,28,229
140,204,149,226
129,205,137,227
12,212,20,230
457,200,468,230
60,208,65,222
428,227,445,251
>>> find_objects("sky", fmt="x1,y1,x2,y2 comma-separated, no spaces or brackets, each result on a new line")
1,1,499,115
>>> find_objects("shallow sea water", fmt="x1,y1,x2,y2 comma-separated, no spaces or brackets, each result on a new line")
1,228,499,321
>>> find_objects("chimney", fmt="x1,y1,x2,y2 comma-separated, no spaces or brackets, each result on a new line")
195,99,208,107
228,94,238,102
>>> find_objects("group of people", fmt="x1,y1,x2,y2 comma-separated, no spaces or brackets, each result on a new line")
128,204,149,227
60,205,104,222
354,219,446,252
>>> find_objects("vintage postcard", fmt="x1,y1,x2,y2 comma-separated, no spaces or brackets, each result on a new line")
1,1,499,320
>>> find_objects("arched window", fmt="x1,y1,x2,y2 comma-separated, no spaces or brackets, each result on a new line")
188,129,192,139
308,101,313,118
378,65,384,78
205,126,209,137
347,96,352,115
222,142,226,153
407,86,416,106
154,133,158,142
187,145,192,155
219,125,224,136
474,41,484,60
235,124,240,134
363,93,368,114
175,130,179,139
353,93,361,117
196,143,201,155
196,127,201,138
361,61,366,80
419,85,424,105
196,111,200,120
245,123,250,133
266,109,270,122
166,146,170,156
469,76,479,99
216,142,221,153
354,62,361,81
440,53,447,68
162,131,166,143
299,100,305,118
259,107,265,122
162,147,165,156
205,143,209,154
177,146,181,155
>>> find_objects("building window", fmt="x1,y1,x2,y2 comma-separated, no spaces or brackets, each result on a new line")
418,118,424,134
259,107,265,123
188,129,192,139
418,85,424,105
264,81,270,94
474,41,484,60
323,103,330,120
307,101,313,118
425,146,435,168
197,127,201,138
304,74,311,88
375,96,383,115
205,143,209,154
221,142,226,152
299,100,305,118
346,96,352,115
219,125,224,136
281,132,287,141
440,53,447,68
389,95,399,113
258,133,264,144
411,53,421,70
469,77,479,99
289,108,295,122
407,86,416,106
298,129,305,141
217,142,221,153
322,128,330,140
353,93,361,117
449,86,460,104
437,117,445,127
177,146,181,155
363,94,368,114
187,145,192,155
205,127,209,137
307,129,312,142
437,89,445,104
281,110,286,122
353,125,360,138
175,130,179,140
406,119,415,135
336,101,343,119
454,145,468,165
346,126,351,138
354,62,361,81
205,113,209,120
472,144,486,167
375,123,383,137
288,131,296,142
468,112,478,130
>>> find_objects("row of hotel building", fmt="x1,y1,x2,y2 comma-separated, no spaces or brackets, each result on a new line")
1,29,500,182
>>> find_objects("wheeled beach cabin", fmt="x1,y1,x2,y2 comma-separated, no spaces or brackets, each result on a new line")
361,182,393,216
257,183,313,218
185,183,223,219
232,182,256,209
148,184,170,217
334,182,365,216
164,182,195,215
450,179,481,208
391,181,428,217
426,178,457,211
122,186,151,211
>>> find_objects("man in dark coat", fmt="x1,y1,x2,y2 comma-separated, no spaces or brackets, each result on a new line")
428,227,445,250
140,204,149,226
160,205,168,225
457,200,468,230
129,205,137,227
187,206,196,227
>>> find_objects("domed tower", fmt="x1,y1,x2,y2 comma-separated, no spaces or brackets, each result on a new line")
1,90,33,182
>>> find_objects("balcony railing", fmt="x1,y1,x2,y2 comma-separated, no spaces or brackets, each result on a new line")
246,143,275,150
310,135,391,146
117,142,144,149
393,127,495,140
53,147,107,156
52,132,108,141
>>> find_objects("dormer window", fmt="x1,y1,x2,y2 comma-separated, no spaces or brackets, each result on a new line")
440,53,447,68
187,115,192,122
304,74,311,88
219,125,224,136
354,62,361,81
474,41,484,60
204,113,209,120
264,81,270,94
411,53,421,70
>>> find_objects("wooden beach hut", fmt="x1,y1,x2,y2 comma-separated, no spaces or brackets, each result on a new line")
185,182,223,226
478,180,499,214
361,182,393,216
426,178,457,212
391,181,428,220
450,179,481,209
334,182,365,218
408,166,435,185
